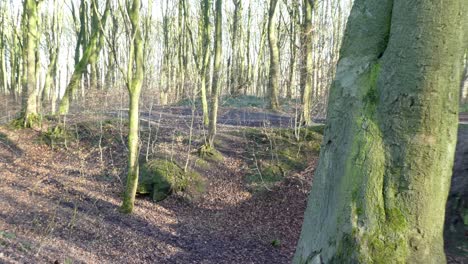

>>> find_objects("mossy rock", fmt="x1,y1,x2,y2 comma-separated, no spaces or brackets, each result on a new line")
197,145,224,162
41,125,75,147
137,159,205,202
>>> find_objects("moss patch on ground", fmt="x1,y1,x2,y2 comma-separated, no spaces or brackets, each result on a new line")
40,125,75,148
137,159,205,202
197,144,224,163
10,114,42,129
234,126,323,191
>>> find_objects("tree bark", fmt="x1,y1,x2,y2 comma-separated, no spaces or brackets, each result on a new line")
294,0,466,263
58,0,110,115
461,55,468,103
21,0,40,127
267,0,280,110
198,0,212,126
121,0,145,214
208,0,222,148
300,0,313,125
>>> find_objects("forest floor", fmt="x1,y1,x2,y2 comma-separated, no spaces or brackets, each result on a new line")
0,107,318,264
0,107,466,263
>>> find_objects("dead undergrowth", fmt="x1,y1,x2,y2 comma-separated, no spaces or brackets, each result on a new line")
0,108,466,263
0,110,318,264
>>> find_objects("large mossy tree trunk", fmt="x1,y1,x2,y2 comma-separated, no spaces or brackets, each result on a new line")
267,0,280,111
293,0,466,263
121,0,145,214
207,0,222,148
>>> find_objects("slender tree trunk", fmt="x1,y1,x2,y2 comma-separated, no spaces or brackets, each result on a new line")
300,0,313,125
208,0,222,148
267,0,280,110
199,0,212,126
43,3,61,105
461,54,468,103
229,0,242,96
10,32,20,100
58,0,110,115
254,14,268,97
294,0,466,263
286,2,298,100
42,48,58,103
121,0,145,214
0,38,7,95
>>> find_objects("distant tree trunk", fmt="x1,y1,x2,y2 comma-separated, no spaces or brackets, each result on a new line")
245,3,252,95
300,0,313,125
42,47,58,103
176,0,186,101
58,0,110,115
253,14,268,97
461,54,468,103
294,0,466,263
208,0,222,148
0,33,7,95
229,0,242,96
121,0,145,214
10,31,21,100
286,1,299,100
267,0,280,110
160,4,171,105
21,0,40,127
42,4,61,105
198,0,212,126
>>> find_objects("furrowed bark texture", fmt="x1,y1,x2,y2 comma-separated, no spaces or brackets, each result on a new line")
294,0,466,263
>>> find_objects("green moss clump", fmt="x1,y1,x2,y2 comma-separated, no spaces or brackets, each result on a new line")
197,144,224,162
363,63,381,115
41,125,74,147
137,159,205,202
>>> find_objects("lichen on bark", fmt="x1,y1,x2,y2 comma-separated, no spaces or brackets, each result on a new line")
294,0,466,263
